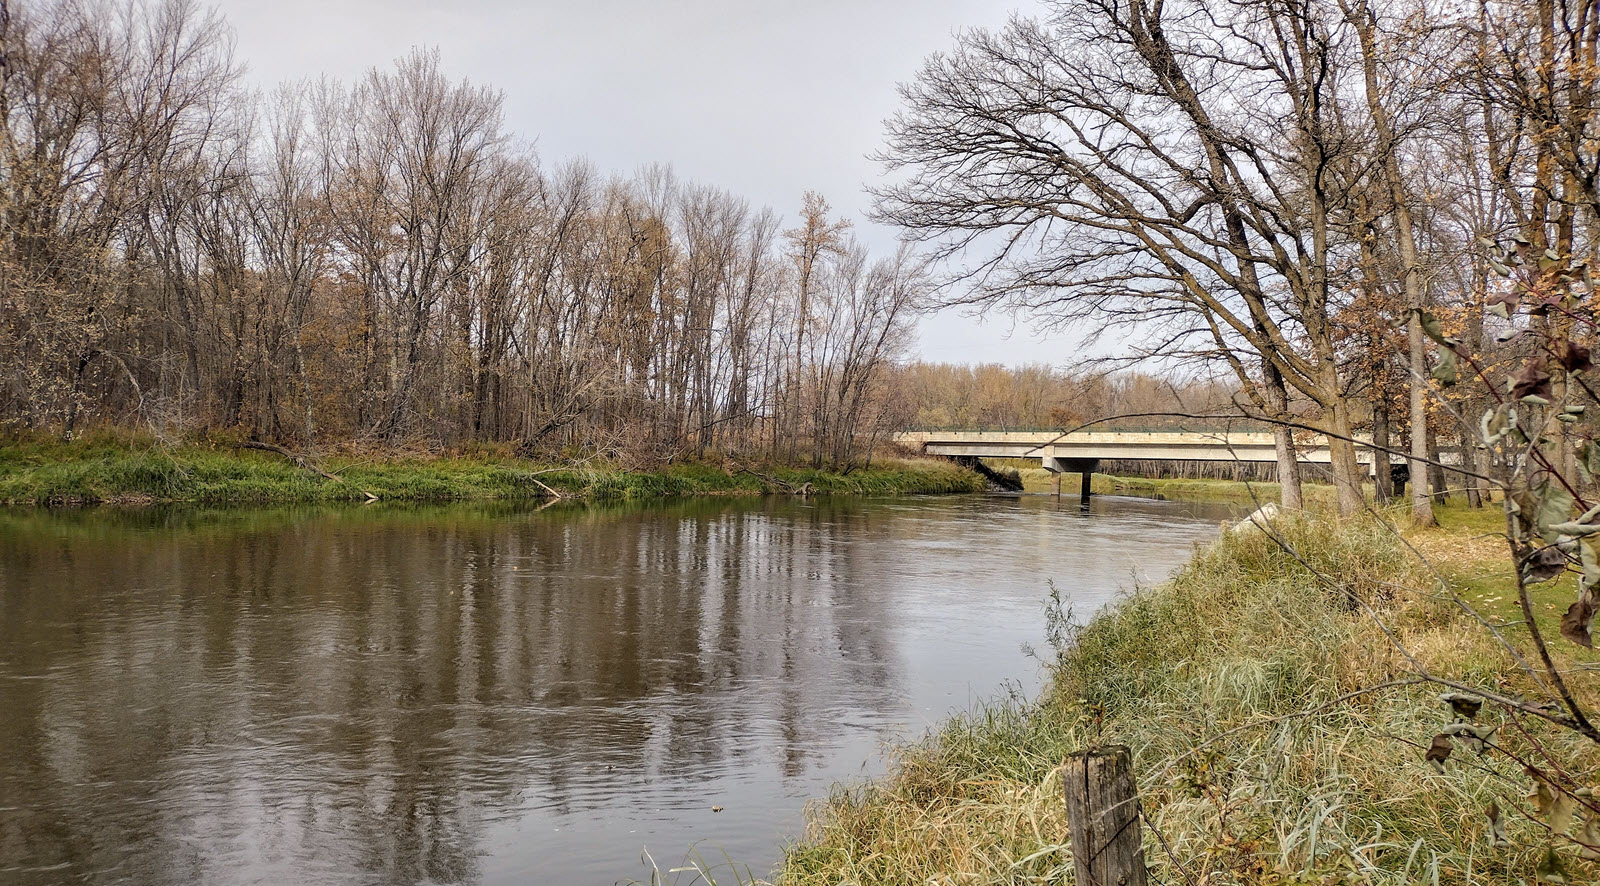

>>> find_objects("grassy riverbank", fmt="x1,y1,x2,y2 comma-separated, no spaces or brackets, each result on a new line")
775,504,1600,885
0,436,983,506
1012,463,1345,506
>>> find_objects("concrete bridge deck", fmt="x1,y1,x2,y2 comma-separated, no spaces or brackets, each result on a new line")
894,430,1374,466
894,429,1381,499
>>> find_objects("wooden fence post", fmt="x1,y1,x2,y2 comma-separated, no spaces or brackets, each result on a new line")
1062,745,1148,886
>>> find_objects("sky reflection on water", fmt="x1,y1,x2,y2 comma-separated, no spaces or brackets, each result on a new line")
0,494,1237,885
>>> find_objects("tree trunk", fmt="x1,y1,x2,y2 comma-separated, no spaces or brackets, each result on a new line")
1373,396,1393,504
1348,0,1435,527
1328,396,1366,518
1266,363,1303,510
1461,420,1485,508
1408,312,1436,526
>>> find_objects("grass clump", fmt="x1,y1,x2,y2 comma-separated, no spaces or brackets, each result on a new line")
778,511,1597,885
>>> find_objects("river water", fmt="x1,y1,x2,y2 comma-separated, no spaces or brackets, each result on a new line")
0,493,1237,885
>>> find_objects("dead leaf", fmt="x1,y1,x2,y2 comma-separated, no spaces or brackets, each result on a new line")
1562,591,1597,648
1440,692,1483,721
1488,801,1510,847
1432,348,1459,386
1531,777,1577,835
1512,361,1555,403
1538,845,1569,883
1580,814,1600,860
1443,722,1499,754
1425,734,1453,771
1488,289,1521,316
1416,309,1461,348
1535,480,1576,542
1558,341,1594,374
1523,546,1571,583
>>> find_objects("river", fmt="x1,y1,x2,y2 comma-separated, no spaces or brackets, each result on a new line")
0,493,1237,885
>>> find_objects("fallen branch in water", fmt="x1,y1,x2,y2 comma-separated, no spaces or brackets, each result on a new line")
510,468,566,501
733,464,802,493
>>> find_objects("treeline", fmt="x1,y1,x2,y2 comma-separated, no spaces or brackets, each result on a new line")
878,0,1600,519
0,0,918,465
889,363,1241,431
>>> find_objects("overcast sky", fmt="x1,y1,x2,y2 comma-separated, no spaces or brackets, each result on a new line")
209,0,1066,366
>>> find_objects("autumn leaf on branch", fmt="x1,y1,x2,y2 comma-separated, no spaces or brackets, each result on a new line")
1511,360,1554,403
1557,341,1594,374
1531,772,1577,836
1561,587,1598,648
1521,546,1570,584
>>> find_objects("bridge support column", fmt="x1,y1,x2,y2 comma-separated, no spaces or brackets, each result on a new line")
1044,457,1101,502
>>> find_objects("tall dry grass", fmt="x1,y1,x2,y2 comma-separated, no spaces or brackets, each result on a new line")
776,513,1598,885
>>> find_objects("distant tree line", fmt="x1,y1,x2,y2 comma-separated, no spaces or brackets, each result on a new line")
0,0,920,465
888,362,1241,432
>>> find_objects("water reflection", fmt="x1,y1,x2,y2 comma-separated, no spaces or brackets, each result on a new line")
0,494,1237,885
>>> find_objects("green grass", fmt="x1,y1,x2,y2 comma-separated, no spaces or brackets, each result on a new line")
0,436,984,506
775,510,1600,885
1412,500,1600,672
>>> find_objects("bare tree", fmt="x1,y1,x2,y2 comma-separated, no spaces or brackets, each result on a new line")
0,1,935,468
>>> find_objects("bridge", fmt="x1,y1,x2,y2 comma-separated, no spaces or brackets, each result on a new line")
894,430,1380,498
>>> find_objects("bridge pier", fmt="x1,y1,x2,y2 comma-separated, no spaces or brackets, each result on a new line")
1044,457,1100,502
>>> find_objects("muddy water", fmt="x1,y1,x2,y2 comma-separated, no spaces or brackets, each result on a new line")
0,494,1236,885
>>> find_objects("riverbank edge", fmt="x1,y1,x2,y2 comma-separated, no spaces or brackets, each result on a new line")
1012,463,1344,505
0,439,986,506
773,504,1598,884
